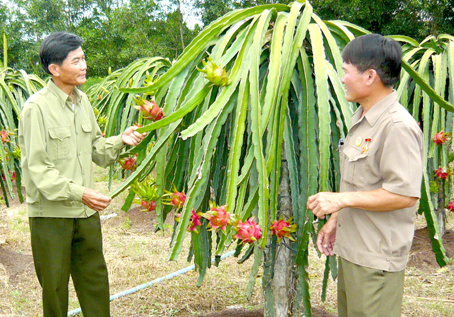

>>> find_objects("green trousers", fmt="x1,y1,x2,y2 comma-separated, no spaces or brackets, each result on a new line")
337,257,405,317
29,212,110,317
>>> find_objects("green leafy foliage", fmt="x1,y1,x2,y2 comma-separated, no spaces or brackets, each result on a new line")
393,34,454,266
0,60,46,205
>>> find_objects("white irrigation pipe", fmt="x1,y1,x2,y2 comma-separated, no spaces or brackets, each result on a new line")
100,213,118,221
67,250,236,316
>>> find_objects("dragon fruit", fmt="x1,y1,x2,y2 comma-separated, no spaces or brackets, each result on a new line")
133,97,164,121
433,131,451,145
234,218,262,244
203,204,230,232
270,218,297,242
197,55,229,87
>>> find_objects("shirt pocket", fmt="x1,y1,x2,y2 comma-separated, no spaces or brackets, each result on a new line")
80,121,93,154
342,145,369,188
48,126,71,161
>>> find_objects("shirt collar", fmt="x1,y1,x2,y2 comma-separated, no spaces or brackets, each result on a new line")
351,90,398,127
47,80,82,107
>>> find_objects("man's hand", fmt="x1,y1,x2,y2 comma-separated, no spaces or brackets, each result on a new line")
82,188,112,212
317,214,338,256
121,126,146,146
307,192,343,219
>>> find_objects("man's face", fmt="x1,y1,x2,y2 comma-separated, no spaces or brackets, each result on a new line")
341,62,369,104
52,46,87,87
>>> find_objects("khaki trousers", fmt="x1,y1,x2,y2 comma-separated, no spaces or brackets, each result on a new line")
338,256,405,317
29,212,110,317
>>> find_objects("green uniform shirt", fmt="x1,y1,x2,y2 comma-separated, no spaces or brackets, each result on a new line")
19,80,125,218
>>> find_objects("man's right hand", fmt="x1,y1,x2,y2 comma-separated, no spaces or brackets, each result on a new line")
82,188,111,212
316,213,338,256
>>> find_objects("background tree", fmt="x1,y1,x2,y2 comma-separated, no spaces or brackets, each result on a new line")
310,0,454,41
3,0,198,77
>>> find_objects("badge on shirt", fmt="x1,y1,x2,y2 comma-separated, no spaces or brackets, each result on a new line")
361,138,372,154
356,137,362,147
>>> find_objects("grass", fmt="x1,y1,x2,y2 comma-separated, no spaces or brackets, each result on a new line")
0,164,453,316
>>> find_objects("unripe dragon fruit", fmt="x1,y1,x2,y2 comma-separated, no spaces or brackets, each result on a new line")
197,55,229,87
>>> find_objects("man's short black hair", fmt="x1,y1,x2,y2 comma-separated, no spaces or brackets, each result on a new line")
39,32,84,75
342,34,402,87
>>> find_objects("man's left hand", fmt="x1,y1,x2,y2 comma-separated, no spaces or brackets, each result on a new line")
121,126,146,146
307,192,344,219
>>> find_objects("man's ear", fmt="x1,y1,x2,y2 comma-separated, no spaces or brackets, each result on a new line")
365,69,380,86
48,64,59,77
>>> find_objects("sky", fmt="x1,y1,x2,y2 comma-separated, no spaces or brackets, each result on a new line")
0,0,203,30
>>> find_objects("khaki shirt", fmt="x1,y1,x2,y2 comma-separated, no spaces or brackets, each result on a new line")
19,80,124,218
334,91,424,271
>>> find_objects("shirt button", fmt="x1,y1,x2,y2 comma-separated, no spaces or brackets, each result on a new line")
338,224,341,227
386,258,390,262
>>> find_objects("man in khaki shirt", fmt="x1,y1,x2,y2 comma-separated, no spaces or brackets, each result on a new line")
307,34,424,316
18,32,145,317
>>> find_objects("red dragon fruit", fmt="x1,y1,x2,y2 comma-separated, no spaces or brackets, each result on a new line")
203,204,230,232
188,209,202,233
0,130,10,144
234,218,262,244
118,154,138,171
270,218,297,242
140,200,157,212
447,201,454,212
435,167,451,180
433,131,451,145
133,97,164,121
163,190,186,209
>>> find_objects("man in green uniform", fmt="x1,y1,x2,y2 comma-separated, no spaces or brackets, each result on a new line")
307,34,424,316
18,32,146,317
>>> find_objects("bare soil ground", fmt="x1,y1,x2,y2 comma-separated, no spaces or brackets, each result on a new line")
0,184,453,317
